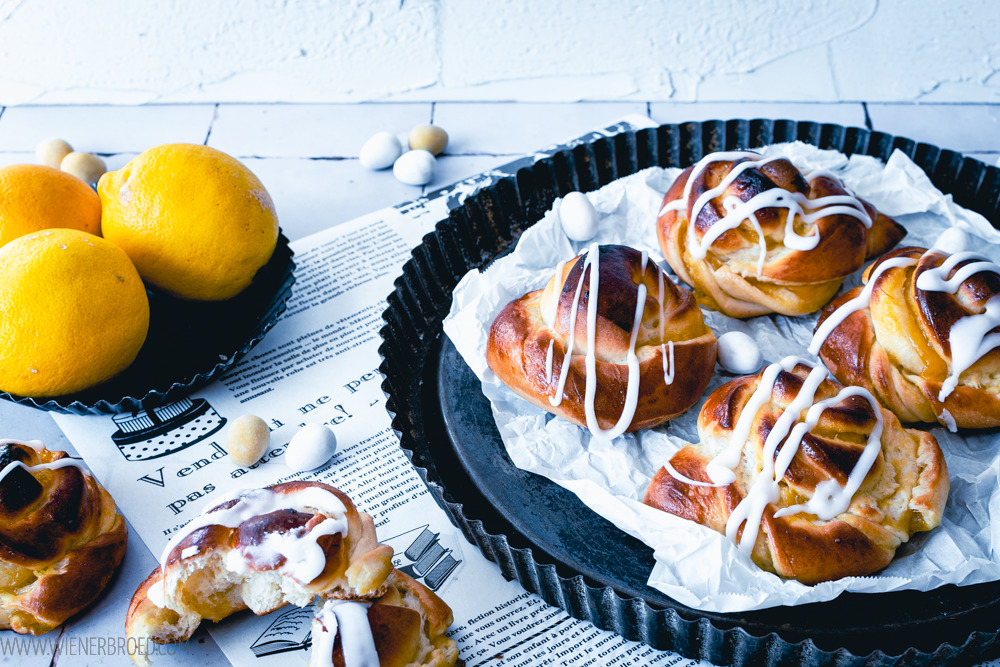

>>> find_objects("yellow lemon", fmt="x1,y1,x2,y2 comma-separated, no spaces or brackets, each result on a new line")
98,143,278,301
0,164,101,248
0,229,149,397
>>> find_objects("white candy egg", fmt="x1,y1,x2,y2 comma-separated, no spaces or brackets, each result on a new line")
35,137,73,168
60,151,106,184
393,149,436,186
359,131,403,170
285,423,337,472
717,331,763,375
559,191,599,241
931,227,970,255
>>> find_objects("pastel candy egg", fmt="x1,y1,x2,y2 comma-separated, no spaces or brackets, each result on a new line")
393,149,436,186
226,415,270,467
931,227,970,255
717,331,763,375
360,131,403,170
35,138,73,168
408,124,448,155
559,191,598,241
286,423,337,472
60,151,107,184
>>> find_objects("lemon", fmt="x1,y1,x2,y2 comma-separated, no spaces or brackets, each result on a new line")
0,229,149,397
0,164,101,248
98,144,278,301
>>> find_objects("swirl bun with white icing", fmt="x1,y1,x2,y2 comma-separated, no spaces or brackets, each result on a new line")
309,570,458,667
0,439,127,635
125,481,393,666
487,244,718,438
812,246,1000,430
656,151,906,318
643,359,948,584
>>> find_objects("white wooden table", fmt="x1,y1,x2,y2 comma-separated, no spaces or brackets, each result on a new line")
0,101,997,666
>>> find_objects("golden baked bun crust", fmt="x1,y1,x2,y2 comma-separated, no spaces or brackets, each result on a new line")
125,481,393,666
487,244,717,437
814,246,1000,429
657,152,906,318
0,439,127,635
643,361,948,584
309,570,458,667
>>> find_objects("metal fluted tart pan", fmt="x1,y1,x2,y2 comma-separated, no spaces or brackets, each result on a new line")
2,232,296,415
376,120,1000,666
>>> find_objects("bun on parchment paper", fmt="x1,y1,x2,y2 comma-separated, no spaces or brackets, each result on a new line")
487,243,717,438
656,151,905,318
813,246,1000,430
643,360,949,585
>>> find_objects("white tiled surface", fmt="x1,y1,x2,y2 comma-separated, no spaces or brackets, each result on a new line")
0,105,216,153
866,103,1000,154
649,102,868,127
432,102,648,155
0,101,998,667
207,104,434,158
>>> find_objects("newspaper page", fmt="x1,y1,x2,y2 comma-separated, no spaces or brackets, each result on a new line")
53,117,707,667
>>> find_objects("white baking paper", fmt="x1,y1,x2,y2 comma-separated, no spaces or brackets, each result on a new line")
443,141,1000,612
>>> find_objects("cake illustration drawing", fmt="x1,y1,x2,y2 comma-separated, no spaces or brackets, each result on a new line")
111,398,226,462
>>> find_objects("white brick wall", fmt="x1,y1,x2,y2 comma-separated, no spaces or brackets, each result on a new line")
0,0,997,105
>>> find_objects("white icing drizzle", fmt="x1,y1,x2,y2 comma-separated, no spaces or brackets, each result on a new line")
663,459,718,487
940,408,958,433
0,455,86,485
771,385,883,521
148,486,349,606
0,438,44,451
726,359,882,553
811,248,1000,410
808,255,920,355
664,357,884,556
703,359,806,487
542,259,568,329
313,600,379,667
544,340,555,383
657,198,685,217
660,151,871,276
914,251,1000,402
914,251,1000,293
722,360,830,552
661,341,676,386
146,580,165,608
548,248,590,409
656,269,676,386
547,244,652,440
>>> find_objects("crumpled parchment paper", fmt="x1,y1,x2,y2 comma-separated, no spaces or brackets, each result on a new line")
442,142,1000,612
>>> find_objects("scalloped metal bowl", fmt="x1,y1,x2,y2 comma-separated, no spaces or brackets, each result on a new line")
376,120,1000,666
1,232,296,415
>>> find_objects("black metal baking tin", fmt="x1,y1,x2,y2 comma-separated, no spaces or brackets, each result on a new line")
2,232,296,415
376,120,1000,666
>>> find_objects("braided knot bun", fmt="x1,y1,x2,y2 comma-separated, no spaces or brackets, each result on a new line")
657,151,905,318
0,439,127,635
814,246,1000,429
644,360,948,584
487,244,717,438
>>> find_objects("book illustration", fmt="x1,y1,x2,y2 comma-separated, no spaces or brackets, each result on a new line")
384,525,462,592
111,397,226,462
249,604,316,657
